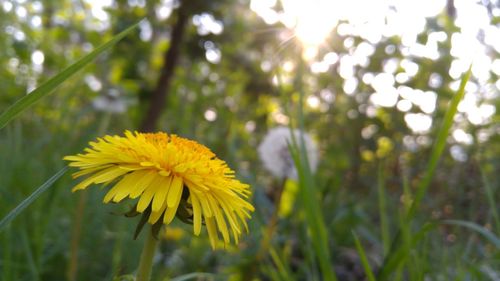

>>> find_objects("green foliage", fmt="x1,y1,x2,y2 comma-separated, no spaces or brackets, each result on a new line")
378,68,473,280
0,21,141,129
441,220,500,249
0,167,68,232
406,68,472,221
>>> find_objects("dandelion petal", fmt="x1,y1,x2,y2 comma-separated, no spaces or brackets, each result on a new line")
151,176,172,212
137,175,163,212
167,176,183,208
190,192,202,236
205,217,218,249
129,171,156,199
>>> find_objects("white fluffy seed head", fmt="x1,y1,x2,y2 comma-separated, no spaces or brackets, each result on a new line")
258,126,319,180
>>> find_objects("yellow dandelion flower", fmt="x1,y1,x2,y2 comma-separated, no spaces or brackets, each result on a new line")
64,130,254,248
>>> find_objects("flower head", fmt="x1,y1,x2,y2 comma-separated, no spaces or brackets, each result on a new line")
64,131,254,248
258,126,319,179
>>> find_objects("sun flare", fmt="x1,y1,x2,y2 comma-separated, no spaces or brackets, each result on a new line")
280,0,338,47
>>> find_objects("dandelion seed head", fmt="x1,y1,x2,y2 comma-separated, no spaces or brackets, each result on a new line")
258,126,319,179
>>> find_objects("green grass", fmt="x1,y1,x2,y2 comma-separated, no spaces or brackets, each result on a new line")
0,167,68,232
286,55,337,281
377,68,473,280
352,231,376,281
0,21,141,130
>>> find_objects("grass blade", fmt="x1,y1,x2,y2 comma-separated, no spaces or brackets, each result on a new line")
377,161,390,256
269,246,295,281
288,136,337,281
378,222,437,279
352,231,376,281
0,21,141,130
441,219,500,249
21,228,40,281
479,166,500,234
406,67,472,220
377,68,472,280
170,272,215,281
0,167,68,232
287,55,337,281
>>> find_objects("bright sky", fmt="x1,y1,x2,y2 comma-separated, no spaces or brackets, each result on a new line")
251,0,498,158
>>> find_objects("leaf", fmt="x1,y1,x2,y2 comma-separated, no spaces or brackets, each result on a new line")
0,167,68,232
134,207,152,240
0,20,141,130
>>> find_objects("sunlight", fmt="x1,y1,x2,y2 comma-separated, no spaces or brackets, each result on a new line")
84,0,112,21
280,0,338,47
250,0,340,50
404,113,433,133
306,95,320,109
267,0,447,48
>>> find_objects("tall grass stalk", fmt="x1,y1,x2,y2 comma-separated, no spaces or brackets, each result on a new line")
66,191,88,281
256,178,287,261
479,165,500,234
169,272,215,281
406,67,471,220
110,218,127,279
2,227,13,280
401,158,413,212
378,68,471,280
272,46,336,280
286,54,337,281
377,161,390,256
352,231,376,281
441,220,500,248
269,246,295,281
21,227,39,281
0,167,68,232
67,113,111,281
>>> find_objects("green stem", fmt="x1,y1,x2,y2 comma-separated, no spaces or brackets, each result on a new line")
67,191,88,281
256,178,287,261
377,161,389,256
136,229,159,281
67,114,110,281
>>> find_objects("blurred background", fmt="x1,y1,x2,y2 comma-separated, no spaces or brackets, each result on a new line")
0,0,499,280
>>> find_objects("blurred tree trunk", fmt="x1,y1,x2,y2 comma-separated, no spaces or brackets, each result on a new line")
347,112,364,190
140,2,189,132
41,0,55,28
447,0,456,19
